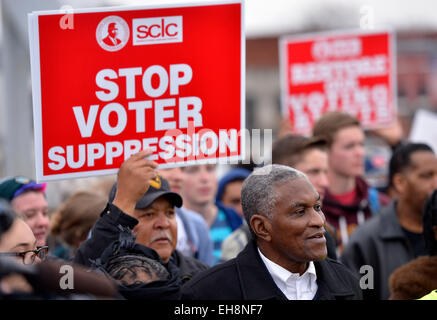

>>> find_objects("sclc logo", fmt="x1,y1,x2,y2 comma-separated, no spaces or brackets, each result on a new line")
133,16,183,46
136,19,179,38
96,16,130,52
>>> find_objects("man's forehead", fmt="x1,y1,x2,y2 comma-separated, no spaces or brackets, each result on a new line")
409,151,437,170
296,149,327,166
274,177,318,198
334,124,363,138
10,219,37,245
225,180,244,189
302,147,327,159
12,191,47,207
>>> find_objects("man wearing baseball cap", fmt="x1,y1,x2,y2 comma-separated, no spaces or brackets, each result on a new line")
0,176,49,247
74,150,209,283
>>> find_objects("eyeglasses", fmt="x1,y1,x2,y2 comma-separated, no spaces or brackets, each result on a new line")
0,246,49,265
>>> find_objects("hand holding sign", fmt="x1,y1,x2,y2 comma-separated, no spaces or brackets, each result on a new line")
369,118,403,147
277,116,294,139
112,149,158,216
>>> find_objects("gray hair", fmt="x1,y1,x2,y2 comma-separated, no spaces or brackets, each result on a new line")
241,164,307,234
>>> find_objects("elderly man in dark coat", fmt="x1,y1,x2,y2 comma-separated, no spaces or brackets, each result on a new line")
182,164,362,300
75,150,208,284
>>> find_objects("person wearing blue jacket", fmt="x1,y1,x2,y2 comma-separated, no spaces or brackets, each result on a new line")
215,167,251,218
180,164,243,264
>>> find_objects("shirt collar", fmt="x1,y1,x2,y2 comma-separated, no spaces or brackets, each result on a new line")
258,248,317,285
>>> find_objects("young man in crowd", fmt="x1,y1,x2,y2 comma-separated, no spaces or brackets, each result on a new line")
179,164,242,264
312,112,391,251
0,177,49,247
271,135,329,201
389,188,437,300
341,143,437,300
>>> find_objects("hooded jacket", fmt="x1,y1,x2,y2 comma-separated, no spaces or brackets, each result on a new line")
215,168,251,205
214,168,250,232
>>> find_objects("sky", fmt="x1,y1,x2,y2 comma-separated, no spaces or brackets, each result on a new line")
2,0,437,42
106,0,437,37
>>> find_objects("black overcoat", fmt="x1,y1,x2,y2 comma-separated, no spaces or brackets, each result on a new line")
182,240,363,300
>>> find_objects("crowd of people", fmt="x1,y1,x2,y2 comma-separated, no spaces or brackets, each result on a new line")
0,111,436,300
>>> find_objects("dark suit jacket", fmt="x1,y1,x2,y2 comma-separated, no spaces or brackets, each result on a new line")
182,240,363,300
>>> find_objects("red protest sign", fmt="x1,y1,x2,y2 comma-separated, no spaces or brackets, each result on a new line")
28,1,245,182
279,29,396,135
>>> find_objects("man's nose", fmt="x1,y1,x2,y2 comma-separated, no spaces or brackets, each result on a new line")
36,212,49,228
317,173,329,190
309,208,325,227
173,168,184,181
199,167,210,181
356,145,365,158
154,213,170,228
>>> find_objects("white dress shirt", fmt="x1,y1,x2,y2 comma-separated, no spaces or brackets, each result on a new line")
258,248,318,300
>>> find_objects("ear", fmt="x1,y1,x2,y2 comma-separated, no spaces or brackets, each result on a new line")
392,173,406,194
250,214,272,242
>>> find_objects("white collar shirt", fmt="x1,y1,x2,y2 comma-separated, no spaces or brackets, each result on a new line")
258,248,318,300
